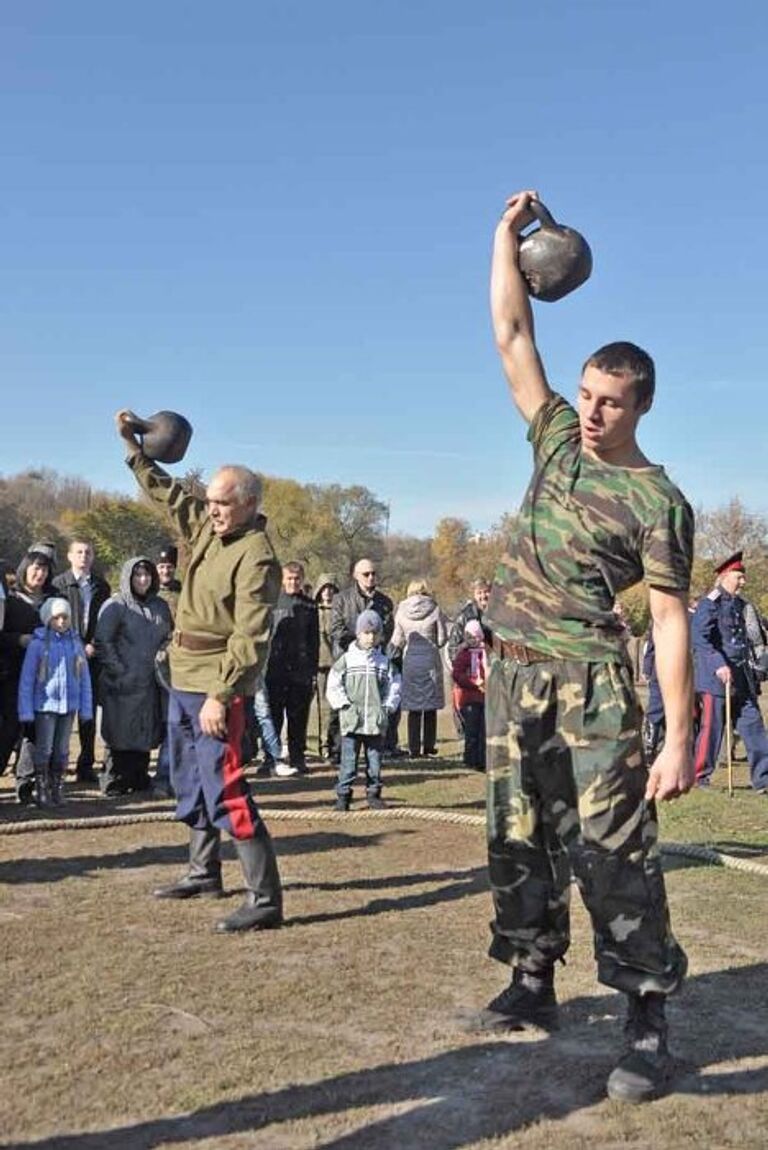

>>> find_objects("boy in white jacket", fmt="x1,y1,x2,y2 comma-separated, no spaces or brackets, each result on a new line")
326,609,401,811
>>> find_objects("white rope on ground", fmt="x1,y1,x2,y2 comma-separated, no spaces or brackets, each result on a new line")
1,804,768,878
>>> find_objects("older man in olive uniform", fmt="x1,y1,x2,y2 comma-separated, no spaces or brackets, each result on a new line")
116,411,283,933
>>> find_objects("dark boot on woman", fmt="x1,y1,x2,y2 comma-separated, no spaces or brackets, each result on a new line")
34,766,52,808
49,767,65,806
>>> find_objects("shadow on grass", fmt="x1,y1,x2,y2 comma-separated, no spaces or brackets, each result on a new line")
0,829,414,885
7,964,768,1150
285,865,488,926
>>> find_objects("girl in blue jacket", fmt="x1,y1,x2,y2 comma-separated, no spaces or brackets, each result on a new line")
18,597,93,806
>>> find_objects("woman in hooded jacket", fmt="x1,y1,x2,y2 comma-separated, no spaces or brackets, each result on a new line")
390,579,448,758
0,549,59,798
95,556,172,795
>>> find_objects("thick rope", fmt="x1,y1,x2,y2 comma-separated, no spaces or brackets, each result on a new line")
2,804,768,878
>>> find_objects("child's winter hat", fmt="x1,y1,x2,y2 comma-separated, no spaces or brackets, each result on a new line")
356,609,382,636
464,620,484,640
40,597,72,626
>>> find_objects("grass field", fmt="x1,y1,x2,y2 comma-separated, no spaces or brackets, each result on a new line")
1,714,767,1149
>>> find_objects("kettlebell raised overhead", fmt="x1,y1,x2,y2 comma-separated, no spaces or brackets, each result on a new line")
518,201,592,303
122,410,193,464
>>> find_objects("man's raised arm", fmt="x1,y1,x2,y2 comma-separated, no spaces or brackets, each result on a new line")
491,190,553,423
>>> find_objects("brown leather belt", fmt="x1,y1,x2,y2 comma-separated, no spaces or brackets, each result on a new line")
173,630,228,654
492,635,553,665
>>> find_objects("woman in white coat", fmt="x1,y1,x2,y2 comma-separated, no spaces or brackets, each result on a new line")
390,580,448,758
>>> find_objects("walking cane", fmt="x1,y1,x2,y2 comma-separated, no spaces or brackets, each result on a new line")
725,686,734,798
315,677,323,759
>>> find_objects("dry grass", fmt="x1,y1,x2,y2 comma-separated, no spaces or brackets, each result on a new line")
1,719,767,1148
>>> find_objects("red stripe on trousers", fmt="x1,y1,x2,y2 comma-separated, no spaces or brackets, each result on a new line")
694,692,715,779
221,696,255,839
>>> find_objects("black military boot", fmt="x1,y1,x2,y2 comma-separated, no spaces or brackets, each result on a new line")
464,966,559,1033
607,992,673,1103
215,823,283,933
153,827,224,899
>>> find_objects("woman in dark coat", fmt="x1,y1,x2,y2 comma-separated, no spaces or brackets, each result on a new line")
95,556,172,795
0,550,59,799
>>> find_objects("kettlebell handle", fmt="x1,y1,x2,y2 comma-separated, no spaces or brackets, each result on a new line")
527,200,557,230
122,409,151,434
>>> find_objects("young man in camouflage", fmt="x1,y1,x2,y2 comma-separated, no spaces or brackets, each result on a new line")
471,191,695,1104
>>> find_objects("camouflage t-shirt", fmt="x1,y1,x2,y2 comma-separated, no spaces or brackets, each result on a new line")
486,394,694,662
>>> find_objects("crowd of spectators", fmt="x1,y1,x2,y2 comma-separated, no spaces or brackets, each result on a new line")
2,530,766,811
0,535,494,810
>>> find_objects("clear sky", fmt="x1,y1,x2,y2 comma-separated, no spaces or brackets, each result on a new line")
2,2,767,536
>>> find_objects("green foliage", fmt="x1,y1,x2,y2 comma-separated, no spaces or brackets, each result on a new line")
64,500,171,576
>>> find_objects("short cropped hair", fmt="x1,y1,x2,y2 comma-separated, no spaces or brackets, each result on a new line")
471,578,491,592
283,561,305,577
582,341,656,409
216,465,263,506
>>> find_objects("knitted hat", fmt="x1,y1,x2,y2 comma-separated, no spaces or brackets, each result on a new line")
356,609,382,636
28,542,57,564
40,597,72,626
464,620,484,640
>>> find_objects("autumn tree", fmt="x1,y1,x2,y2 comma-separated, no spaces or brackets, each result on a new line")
63,501,171,575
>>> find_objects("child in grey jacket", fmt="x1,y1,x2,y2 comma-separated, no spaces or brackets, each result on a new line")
326,609,401,810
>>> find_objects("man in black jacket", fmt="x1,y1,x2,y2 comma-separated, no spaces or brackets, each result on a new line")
53,538,111,784
330,558,401,753
330,558,394,658
265,562,319,775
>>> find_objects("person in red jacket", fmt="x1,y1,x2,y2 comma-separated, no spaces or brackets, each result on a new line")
452,620,487,771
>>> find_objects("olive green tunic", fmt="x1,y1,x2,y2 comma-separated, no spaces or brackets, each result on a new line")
127,453,281,702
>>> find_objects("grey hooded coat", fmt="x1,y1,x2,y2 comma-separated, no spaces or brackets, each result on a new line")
95,556,173,750
390,593,448,711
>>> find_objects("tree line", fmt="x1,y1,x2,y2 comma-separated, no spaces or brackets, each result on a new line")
1,468,766,628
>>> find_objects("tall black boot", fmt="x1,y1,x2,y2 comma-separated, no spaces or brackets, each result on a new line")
34,765,52,809
153,826,223,899
215,823,283,933
607,992,673,1102
49,767,65,806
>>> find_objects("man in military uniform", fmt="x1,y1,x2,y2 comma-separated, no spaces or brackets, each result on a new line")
692,551,768,792
641,627,665,763
116,411,284,933
156,544,182,617
468,191,695,1104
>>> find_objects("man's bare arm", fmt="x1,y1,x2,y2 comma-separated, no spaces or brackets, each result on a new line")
645,587,695,801
490,190,553,423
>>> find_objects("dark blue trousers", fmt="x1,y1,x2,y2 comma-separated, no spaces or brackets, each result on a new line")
694,689,768,790
169,690,263,839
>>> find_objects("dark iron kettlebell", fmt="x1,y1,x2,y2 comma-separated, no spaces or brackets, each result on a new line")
123,409,193,464
518,201,592,302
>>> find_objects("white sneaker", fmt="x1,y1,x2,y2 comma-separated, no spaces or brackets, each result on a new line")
274,762,299,777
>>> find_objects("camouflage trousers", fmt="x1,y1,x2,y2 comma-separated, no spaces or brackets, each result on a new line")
486,655,687,996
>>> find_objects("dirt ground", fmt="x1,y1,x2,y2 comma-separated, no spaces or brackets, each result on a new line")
2,739,768,1149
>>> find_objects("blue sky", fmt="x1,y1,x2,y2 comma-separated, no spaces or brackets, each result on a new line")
2,2,767,536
